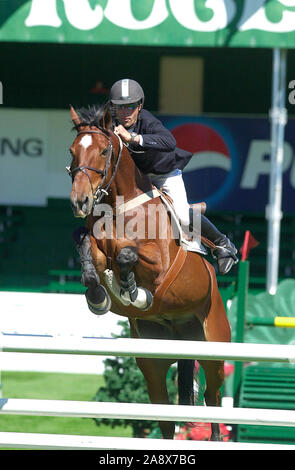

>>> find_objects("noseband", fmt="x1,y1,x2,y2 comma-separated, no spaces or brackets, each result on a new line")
66,129,123,206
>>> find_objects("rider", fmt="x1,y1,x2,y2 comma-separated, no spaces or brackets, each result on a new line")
74,78,238,285
108,78,238,276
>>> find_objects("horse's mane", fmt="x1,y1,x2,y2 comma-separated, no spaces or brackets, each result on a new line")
72,103,112,135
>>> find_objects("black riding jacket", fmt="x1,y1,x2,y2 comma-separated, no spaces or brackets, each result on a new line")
127,109,192,175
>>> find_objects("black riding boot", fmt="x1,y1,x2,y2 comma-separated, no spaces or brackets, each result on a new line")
189,209,238,275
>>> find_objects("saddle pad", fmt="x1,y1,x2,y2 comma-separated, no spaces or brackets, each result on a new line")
114,186,208,256
157,191,208,256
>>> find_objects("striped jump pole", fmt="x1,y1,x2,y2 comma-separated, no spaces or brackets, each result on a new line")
247,316,295,328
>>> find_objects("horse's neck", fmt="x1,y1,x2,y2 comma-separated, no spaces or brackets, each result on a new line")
107,143,151,204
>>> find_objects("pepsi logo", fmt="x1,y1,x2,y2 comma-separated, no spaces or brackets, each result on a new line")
170,120,238,208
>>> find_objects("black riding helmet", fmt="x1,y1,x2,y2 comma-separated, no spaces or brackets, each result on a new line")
110,79,145,106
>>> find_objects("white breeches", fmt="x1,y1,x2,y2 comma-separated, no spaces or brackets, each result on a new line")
148,169,191,226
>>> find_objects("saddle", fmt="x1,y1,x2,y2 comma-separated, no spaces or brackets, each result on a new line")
114,186,214,255
156,188,210,256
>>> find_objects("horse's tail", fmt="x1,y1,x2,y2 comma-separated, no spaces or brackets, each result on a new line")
177,359,195,405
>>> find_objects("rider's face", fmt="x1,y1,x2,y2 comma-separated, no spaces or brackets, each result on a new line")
115,102,141,129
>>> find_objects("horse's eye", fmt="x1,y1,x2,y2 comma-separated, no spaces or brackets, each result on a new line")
102,148,108,156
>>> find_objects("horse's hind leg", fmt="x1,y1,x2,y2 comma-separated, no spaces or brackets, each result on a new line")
136,356,175,439
130,319,175,439
200,309,231,440
176,314,227,441
198,261,231,441
198,359,225,441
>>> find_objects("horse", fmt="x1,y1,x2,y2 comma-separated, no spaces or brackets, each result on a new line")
67,104,231,441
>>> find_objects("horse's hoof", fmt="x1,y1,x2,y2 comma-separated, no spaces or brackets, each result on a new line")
137,288,153,311
85,285,111,315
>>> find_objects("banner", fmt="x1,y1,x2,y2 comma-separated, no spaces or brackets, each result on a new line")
161,114,295,213
1,1,295,48
0,109,73,206
1,108,294,213
0,110,48,205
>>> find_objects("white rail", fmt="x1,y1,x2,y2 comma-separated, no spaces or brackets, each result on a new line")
2,334,295,449
0,432,294,450
1,398,295,428
1,335,295,363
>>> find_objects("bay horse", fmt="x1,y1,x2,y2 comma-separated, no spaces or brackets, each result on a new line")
68,104,231,441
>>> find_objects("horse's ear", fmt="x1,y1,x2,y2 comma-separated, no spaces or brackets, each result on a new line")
70,105,82,128
101,103,112,130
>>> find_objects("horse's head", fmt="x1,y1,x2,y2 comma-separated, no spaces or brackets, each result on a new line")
68,105,115,218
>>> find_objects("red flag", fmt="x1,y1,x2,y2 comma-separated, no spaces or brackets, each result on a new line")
239,230,259,261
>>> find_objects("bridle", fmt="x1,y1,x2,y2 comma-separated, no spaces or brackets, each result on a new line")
66,129,123,206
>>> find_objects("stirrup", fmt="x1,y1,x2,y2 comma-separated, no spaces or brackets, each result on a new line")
217,255,238,275
212,243,239,275
212,245,238,262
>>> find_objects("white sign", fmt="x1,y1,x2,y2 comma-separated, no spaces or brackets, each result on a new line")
0,110,47,205
0,109,73,206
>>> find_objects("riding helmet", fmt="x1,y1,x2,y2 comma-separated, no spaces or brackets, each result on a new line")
110,79,144,105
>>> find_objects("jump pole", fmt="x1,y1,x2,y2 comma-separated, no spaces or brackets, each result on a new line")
1,334,295,363
1,398,295,428
0,432,294,450
247,317,295,328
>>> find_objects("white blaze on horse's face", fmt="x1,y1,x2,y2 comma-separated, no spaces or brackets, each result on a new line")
80,134,92,149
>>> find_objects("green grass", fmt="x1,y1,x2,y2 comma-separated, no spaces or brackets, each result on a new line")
0,371,133,445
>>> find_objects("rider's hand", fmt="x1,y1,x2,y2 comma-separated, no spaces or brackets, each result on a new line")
114,125,131,143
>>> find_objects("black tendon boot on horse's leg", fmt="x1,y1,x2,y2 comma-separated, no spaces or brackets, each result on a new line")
189,209,238,275
116,246,153,311
72,226,111,315
72,226,100,288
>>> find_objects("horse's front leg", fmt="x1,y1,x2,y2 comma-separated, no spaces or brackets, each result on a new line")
116,246,153,310
73,226,111,315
